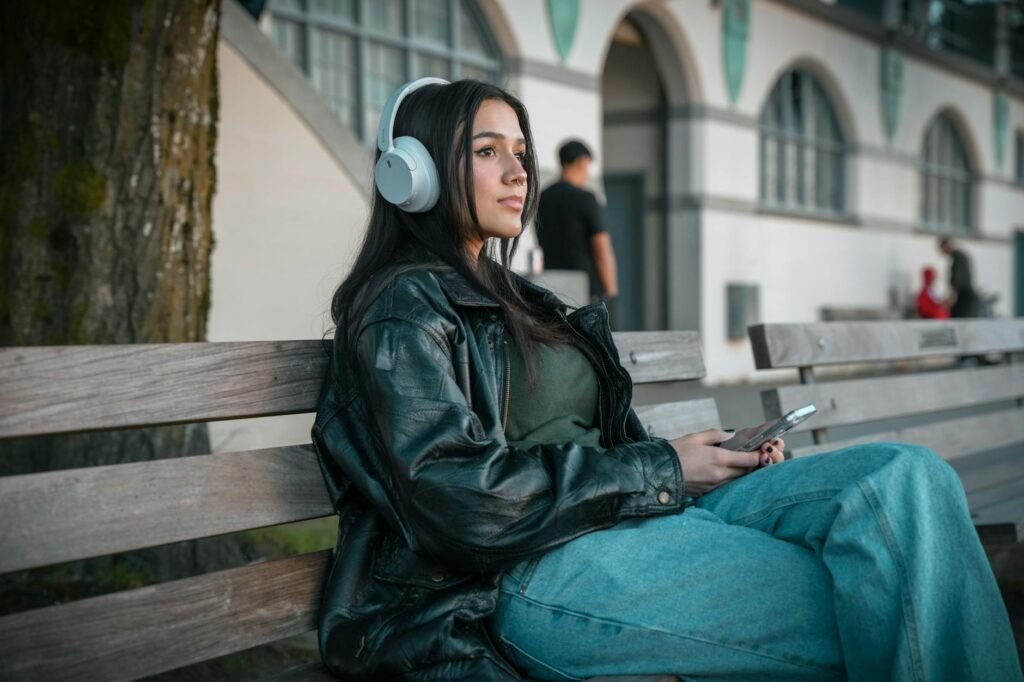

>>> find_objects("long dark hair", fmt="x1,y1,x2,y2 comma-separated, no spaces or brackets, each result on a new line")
330,80,573,374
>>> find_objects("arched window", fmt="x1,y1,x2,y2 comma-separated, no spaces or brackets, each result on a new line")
267,0,502,143
760,70,846,214
920,112,973,234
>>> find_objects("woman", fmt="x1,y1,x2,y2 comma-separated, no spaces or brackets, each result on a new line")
312,79,1020,681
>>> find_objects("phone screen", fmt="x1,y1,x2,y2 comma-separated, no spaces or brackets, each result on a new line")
730,404,817,452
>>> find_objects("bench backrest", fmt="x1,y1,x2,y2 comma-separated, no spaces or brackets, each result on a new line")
0,332,715,681
748,319,1024,543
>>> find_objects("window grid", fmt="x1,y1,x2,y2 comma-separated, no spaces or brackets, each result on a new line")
759,70,846,216
268,0,501,144
920,113,973,235
1016,131,1024,184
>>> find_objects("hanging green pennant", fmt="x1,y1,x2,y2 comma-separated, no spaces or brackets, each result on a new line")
722,0,750,105
994,91,1009,168
547,0,580,62
880,48,904,143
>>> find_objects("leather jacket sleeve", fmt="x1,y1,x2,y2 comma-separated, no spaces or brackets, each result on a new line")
337,315,685,574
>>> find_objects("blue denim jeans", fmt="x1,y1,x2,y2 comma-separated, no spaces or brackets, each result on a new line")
491,443,1021,681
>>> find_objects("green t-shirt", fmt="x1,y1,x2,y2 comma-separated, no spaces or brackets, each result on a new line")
504,339,603,450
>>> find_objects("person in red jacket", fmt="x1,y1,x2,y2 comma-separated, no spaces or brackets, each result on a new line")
916,266,950,319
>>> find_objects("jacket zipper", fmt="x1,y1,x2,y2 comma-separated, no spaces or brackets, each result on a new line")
501,337,511,431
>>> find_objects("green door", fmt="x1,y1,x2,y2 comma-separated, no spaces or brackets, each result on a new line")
603,173,645,331
1016,230,1024,317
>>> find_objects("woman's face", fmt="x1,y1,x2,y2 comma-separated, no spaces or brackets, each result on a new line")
467,98,528,256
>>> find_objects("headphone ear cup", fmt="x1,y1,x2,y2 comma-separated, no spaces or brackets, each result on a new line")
374,136,440,213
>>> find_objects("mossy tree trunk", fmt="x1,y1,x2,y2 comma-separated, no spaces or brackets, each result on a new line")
0,0,228,594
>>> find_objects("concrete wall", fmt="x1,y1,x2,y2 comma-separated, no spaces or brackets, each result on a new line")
216,0,1024,386
206,41,369,452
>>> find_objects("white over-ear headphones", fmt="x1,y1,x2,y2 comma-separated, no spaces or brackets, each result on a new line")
374,77,450,213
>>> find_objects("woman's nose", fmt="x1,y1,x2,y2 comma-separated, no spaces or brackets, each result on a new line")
505,159,526,186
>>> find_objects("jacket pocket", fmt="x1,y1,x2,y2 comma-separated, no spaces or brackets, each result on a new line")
372,532,470,591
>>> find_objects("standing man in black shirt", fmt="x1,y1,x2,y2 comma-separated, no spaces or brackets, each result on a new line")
938,237,979,317
537,140,618,301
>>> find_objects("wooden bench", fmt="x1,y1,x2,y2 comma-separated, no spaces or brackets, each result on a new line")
748,319,1024,545
0,333,718,681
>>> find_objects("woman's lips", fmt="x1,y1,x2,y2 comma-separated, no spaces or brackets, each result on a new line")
498,196,523,211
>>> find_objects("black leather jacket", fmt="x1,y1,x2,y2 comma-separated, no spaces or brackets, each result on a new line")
311,263,685,680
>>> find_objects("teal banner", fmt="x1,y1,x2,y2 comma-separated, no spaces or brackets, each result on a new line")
722,0,750,105
547,0,580,62
880,49,903,143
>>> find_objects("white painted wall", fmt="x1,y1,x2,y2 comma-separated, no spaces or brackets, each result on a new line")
215,0,1023,387
700,211,1015,383
207,41,369,452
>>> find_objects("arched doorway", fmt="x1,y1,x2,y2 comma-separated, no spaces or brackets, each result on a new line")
600,8,696,332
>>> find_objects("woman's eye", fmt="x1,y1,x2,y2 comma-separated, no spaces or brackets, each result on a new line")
474,147,495,157
514,151,527,162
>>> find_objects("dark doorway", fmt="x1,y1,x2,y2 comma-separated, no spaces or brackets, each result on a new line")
1015,229,1024,317
603,173,645,331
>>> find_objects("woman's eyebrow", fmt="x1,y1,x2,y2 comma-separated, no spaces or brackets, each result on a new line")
472,131,526,144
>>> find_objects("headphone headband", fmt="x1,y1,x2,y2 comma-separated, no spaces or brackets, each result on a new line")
376,77,450,153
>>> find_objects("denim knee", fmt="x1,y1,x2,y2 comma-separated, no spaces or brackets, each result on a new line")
874,441,961,493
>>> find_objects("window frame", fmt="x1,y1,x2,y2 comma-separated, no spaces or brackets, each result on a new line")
758,69,847,217
919,112,974,235
266,0,503,143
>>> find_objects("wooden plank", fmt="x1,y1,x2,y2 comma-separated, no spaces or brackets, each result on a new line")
749,320,1024,369
0,551,329,682
761,364,1024,431
967,475,1024,544
0,445,332,575
0,398,714,575
0,341,328,439
614,331,705,384
951,448,1024,496
966,473,1024,515
0,333,703,439
971,496,1024,545
634,399,721,440
789,408,1024,460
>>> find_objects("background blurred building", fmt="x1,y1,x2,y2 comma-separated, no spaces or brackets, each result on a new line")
206,0,1024,449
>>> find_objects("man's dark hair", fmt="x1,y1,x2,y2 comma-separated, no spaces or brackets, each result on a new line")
558,139,592,167
938,237,953,249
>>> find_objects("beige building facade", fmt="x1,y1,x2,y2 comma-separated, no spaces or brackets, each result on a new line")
209,0,1024,443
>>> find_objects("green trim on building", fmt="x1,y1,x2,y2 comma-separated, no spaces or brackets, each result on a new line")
880,48,903,143
546,0,579,62
994,91,1009,169
722,0,750,105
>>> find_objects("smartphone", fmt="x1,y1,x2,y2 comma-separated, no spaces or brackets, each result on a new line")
718,404,817,452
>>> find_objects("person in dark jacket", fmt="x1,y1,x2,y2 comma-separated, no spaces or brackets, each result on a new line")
311,79,1021,681
938,237,979,317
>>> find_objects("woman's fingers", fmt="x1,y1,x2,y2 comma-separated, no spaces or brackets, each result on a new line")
758,438,786,465
712,448,761,476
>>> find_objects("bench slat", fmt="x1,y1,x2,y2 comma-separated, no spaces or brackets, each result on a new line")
0,551,328,682
0,399,715,575
749,320,1024,369
635,399,720,440
761,364,1024,432
789,408,1024,461
970,493,1024,545
0,333,705,439
0,445,331,575
967,473,1024,544
0,342,327,440
612,331,705,384
951,447,1024,497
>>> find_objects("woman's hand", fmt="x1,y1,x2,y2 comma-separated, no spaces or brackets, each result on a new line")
668,429,786,498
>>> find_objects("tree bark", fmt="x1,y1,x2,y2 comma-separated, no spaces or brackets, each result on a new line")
0,0,225,598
